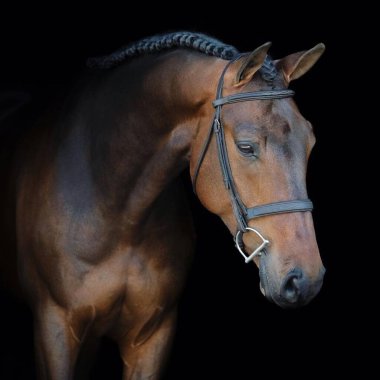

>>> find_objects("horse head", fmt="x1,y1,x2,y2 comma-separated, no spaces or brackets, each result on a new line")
191,42,325,308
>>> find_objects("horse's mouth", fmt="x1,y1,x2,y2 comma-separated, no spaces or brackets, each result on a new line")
259,254,273,303
259,281,266,296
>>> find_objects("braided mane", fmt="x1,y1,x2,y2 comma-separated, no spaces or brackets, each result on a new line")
87,31,277,82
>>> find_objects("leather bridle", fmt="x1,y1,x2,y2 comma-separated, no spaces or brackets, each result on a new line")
192,56,313,263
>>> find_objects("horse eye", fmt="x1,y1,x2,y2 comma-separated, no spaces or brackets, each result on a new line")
237,143,257,157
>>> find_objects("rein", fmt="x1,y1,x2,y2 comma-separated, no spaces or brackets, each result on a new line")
192,56,313,263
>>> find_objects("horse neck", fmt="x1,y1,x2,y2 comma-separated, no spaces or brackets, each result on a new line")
81,51,224,229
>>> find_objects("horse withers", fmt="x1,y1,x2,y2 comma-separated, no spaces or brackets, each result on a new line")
1,32,325,379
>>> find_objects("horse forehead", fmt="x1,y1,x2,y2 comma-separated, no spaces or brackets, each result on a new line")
226,99,300,134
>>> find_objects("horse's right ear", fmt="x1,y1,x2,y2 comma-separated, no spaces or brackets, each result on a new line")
235,42,272,86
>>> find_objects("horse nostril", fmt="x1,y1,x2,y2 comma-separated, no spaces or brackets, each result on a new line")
281,268,304,304
283,276,300,302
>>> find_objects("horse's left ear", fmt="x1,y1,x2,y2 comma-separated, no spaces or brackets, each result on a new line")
276,43,325,83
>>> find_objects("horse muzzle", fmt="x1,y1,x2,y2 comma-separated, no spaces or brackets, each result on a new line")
259,256,326,309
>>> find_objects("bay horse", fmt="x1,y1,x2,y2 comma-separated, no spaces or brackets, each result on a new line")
0,32,325,379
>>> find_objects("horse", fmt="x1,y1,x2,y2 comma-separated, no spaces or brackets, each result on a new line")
0,32,326,379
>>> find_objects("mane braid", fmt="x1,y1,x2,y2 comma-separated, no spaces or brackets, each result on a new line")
86,31,278,82
261,56,277,82
87,31,239,69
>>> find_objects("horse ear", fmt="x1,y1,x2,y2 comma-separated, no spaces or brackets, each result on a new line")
235,42,272,85
277,43,325,83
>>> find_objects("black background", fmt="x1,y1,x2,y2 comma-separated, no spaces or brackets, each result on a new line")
0,4,366,379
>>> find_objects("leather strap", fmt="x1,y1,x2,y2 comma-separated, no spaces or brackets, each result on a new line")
214,118,248,231
212,89,295,107
247,199,313,219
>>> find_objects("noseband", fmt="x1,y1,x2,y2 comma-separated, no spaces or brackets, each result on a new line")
192,56,313,263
